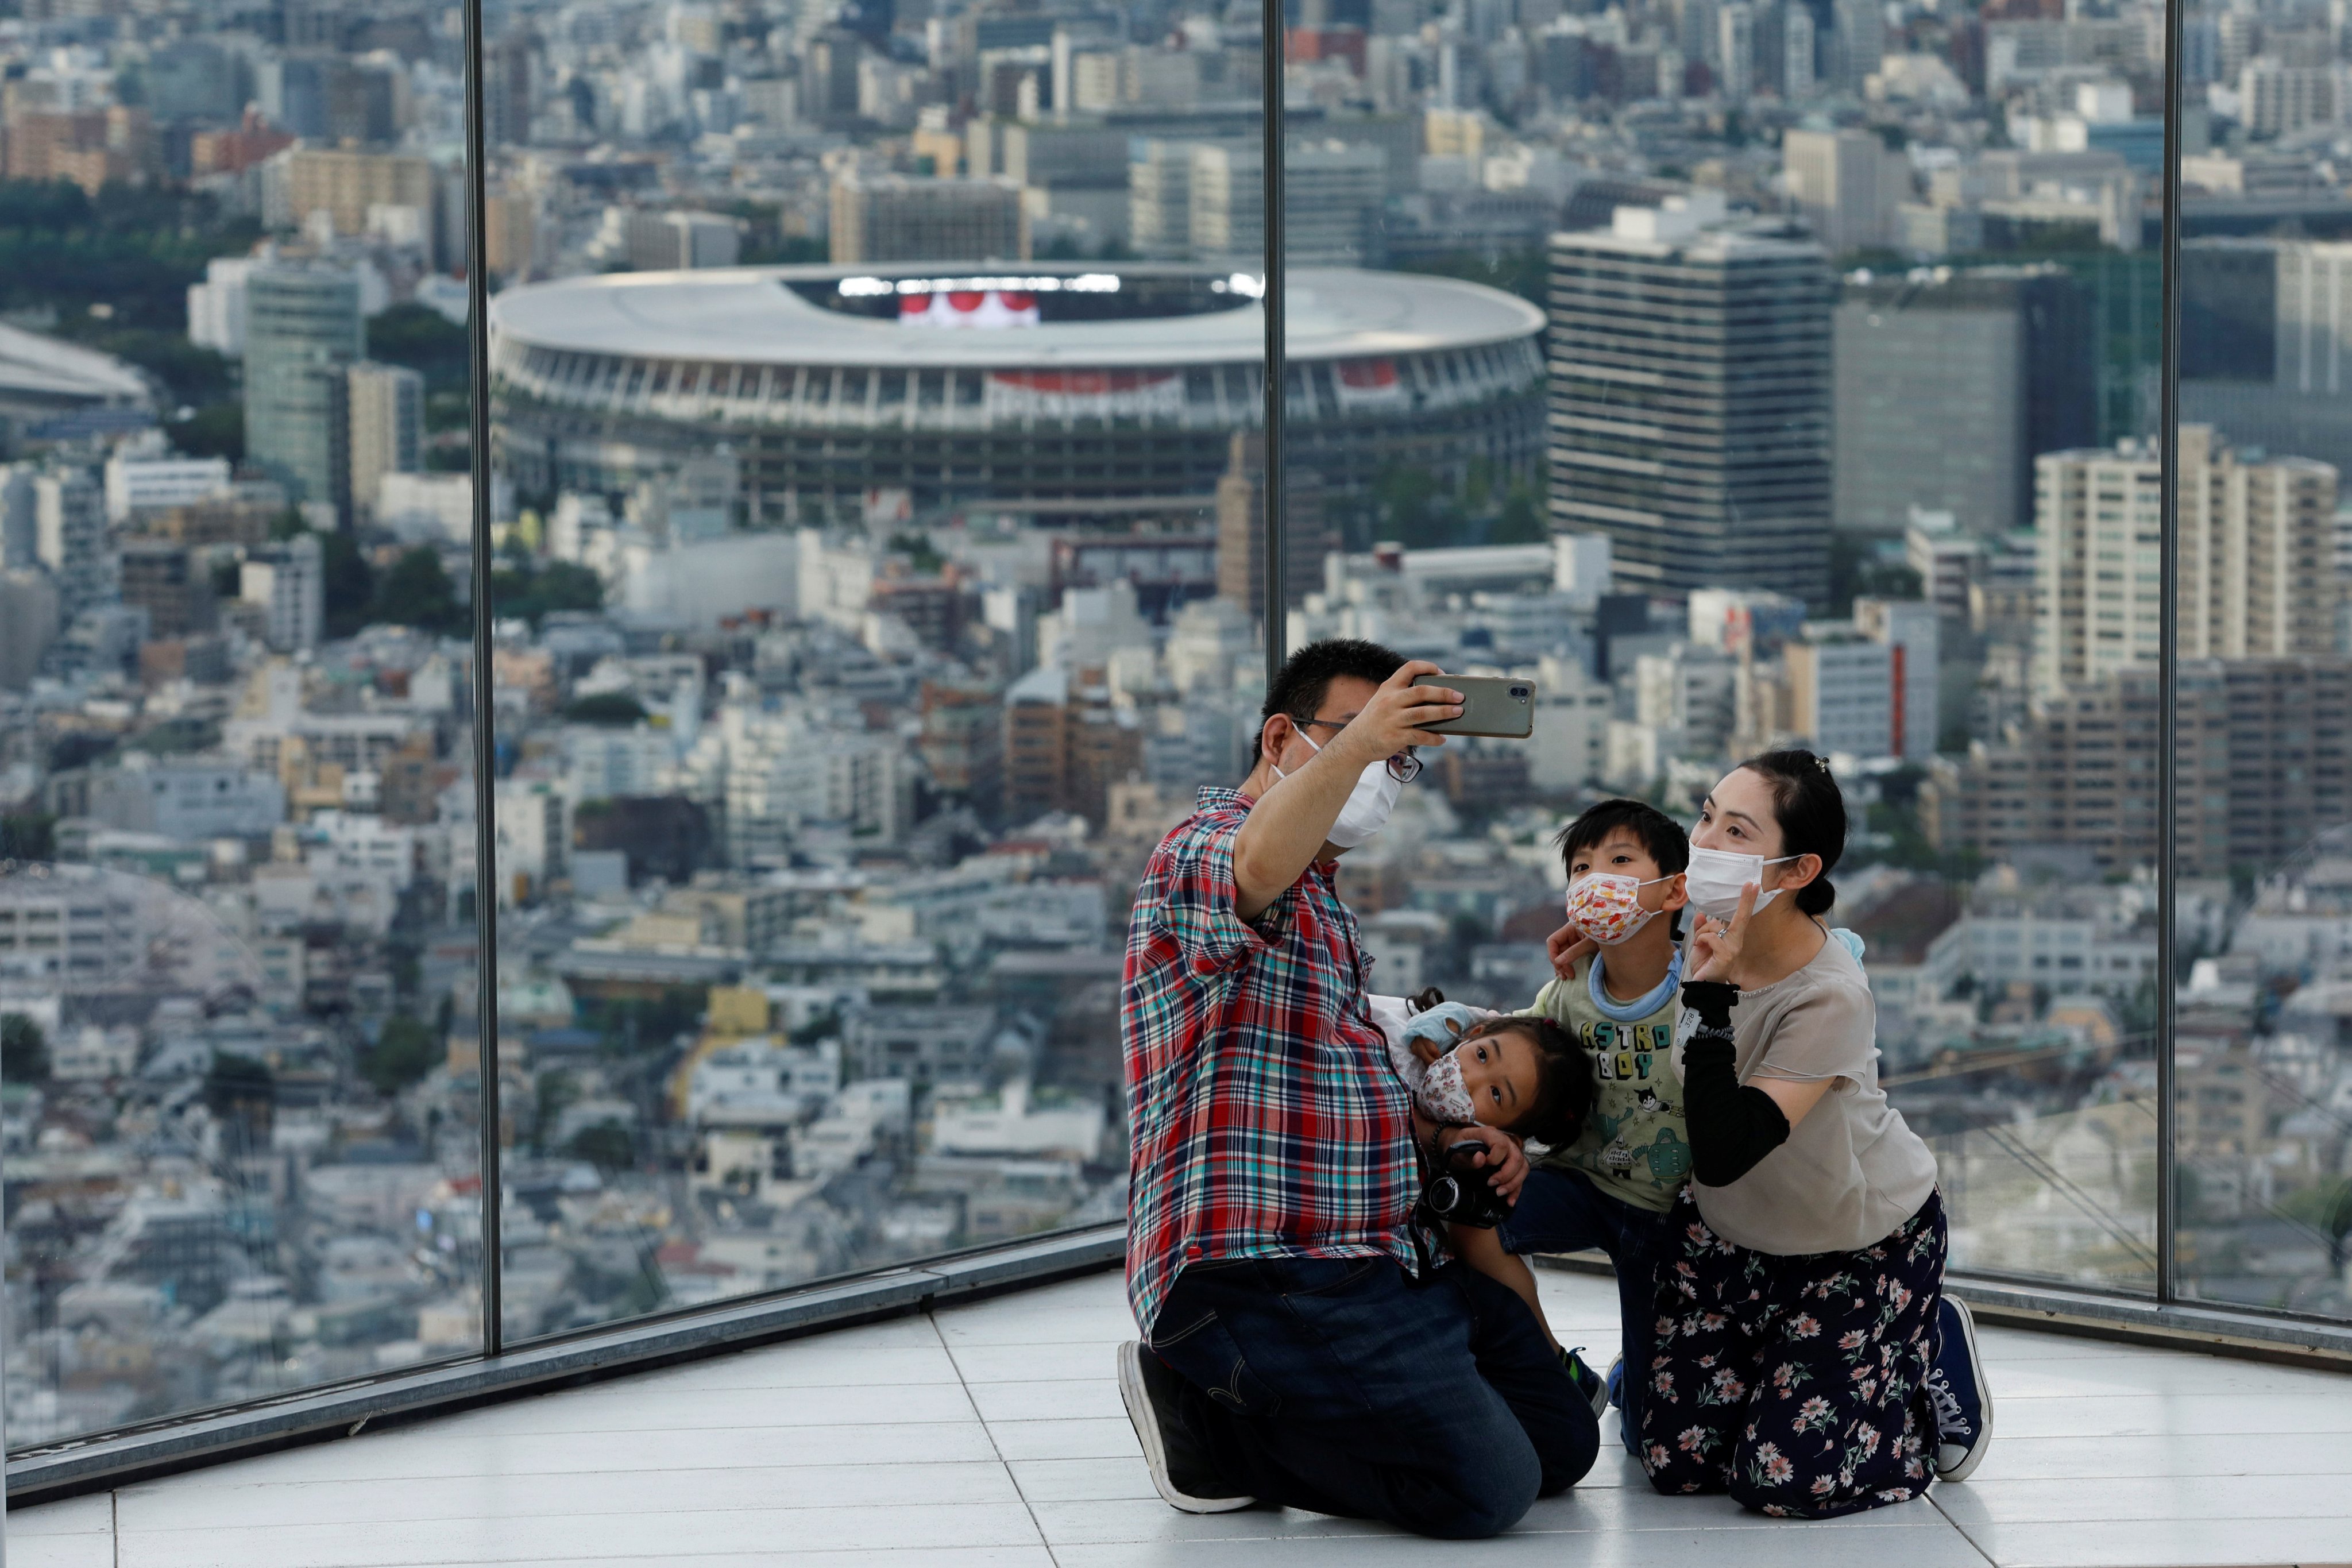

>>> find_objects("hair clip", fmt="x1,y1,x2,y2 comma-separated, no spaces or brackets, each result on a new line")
1814,755,1832,773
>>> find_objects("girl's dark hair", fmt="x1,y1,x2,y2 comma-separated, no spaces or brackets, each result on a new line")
1735,748,1848,918
1465,1015,1594,1146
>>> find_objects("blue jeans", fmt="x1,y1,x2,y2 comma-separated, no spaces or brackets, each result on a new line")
1494,1166,1675,1454
1152,1254,1600,1539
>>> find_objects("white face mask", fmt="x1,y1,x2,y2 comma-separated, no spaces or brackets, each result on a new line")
1273,728,1401,849
1415,1045,1478,1125
1683,845,1799,922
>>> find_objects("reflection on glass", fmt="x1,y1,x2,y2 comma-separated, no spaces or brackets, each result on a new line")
1279,0,2162,1293
0,2,484,1444
2171,0,2352,1320
478,0,1267,1340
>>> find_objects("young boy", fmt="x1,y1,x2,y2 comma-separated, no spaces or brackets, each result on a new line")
1450,799,1693,1454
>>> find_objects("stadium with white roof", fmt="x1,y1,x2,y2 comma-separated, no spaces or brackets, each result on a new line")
488,263,1546,523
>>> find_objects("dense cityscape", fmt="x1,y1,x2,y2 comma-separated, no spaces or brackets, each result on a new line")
1,0,2350,1453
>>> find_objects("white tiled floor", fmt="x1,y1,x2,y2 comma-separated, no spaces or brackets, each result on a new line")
13,1268,2352,1567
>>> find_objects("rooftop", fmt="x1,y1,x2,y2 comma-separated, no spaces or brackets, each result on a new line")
489,265,1546,368
14,1264,2349,1567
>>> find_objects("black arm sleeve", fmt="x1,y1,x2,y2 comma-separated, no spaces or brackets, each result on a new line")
1679,980,1790,1188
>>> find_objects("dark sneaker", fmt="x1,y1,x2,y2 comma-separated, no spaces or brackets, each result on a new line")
1606,1352,1625,1411
1117,1341,1255,1514
1561,1346,1609,1416
1924,1295,1992,1482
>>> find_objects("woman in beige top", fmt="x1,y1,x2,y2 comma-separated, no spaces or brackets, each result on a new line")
1635,751,1992,1518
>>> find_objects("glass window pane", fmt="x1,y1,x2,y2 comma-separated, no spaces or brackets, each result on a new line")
481,0,1266,1342
0,6,486,1443
1289,10,2156,1296
2172,3,2351,1320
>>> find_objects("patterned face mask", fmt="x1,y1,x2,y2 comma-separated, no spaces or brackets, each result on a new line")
1415,1045,1478,1125
1563,871,1669,947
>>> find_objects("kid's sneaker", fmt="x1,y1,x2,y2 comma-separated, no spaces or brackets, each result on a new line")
1561,1346,1609,1416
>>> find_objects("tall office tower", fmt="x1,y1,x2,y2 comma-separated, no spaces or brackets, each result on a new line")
346,361,424,519
1548,196,1833,604
275,149,435,241
1187,145,1259,263
1830,0,1882,87
1188,142,1386,267
617,209,741,269
186,255,258,354
1926,656,2352,876
1782,5,1816,96
33,469,112,621
829,174,1029,263
1781,127,1907,257
1716,2,1756,99
0,569,60,690
485,32,535,146
0,464,32,568
1214,433,1335,615
241,533,324,652
2182,238,2352,477
1833,266,2095,536
2033,424,2336,696
245,264,364,518
118,540,216,639
1128,140,1197,258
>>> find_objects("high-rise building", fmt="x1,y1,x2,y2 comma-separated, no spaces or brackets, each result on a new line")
1001,663,1142,828
613,208,742,270
32,468,111,621
2181,238,2352,477
1214,433,1335,615
1925,656,2352,876
2033,425,2336,695
1185,141,1385,266
1833,266,2095,535
1781,126,1907,257
240,534,324,652
2238,59,2336,138
244,265,364,517
829,175,1028,264
0,569,60,690
119,540,215,639
1548,196,1834,604
1127,140,1200,258
1832,0,1884,88
271,148,434,241
346,361,424,517
187,256,259,355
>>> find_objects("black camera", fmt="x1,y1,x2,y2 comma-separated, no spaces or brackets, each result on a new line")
1416,1138,1512,1230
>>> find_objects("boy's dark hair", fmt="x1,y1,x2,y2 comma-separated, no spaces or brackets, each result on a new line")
1464,1015,1594,1148
1735,748,1848,917
1252,638,1408,762
1556,798,1690,940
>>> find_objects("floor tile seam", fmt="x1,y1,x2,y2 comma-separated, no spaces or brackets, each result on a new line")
107,1494,1055,1538
934,1305,1057,1558
113,1458,1021,1501
106,1453,1015,1491
1930,1490,2003,1568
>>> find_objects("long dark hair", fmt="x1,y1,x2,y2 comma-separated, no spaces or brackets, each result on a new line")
1735,749,1847,918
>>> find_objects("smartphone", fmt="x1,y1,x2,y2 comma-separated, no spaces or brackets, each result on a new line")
1422,675,1536,739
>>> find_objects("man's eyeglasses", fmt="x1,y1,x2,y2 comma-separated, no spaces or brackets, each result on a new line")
1297,718,1424,783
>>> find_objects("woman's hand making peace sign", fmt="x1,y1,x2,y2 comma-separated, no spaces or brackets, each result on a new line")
1686,880,1760,987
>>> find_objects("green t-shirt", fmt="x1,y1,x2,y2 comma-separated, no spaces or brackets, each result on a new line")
1522,956,1690,1213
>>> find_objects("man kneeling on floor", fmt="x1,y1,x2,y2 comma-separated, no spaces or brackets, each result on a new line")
1115,639,1601,1539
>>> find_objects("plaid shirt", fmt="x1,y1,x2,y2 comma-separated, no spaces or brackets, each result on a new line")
1121,786,1420,1337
